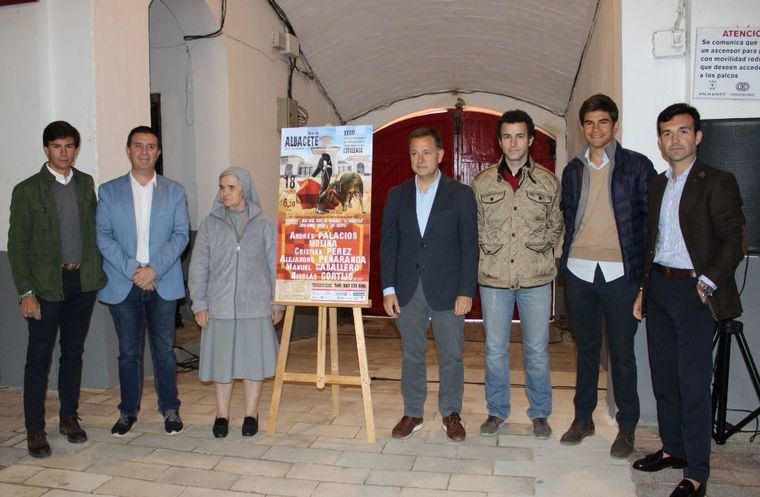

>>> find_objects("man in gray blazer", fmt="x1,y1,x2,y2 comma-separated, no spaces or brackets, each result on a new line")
380,127,478,441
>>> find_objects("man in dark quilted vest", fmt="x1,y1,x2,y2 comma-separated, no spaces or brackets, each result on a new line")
559,94,656,458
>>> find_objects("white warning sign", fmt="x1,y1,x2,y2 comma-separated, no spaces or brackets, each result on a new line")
693,27,760,100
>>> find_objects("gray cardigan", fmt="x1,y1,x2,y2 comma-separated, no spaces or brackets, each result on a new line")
188,201,280,319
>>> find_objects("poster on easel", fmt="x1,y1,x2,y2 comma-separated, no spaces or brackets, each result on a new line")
276,125,373,304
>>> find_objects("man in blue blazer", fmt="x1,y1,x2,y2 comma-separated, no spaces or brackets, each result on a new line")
380,127,478,441
96,126,189,437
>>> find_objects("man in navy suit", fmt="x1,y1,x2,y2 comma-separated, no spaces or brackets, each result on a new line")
96,126,189,437
380,127,478,441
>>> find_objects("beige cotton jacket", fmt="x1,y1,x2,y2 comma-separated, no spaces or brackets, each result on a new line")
472,158,563,289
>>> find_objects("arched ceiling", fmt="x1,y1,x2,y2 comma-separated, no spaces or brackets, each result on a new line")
277,0,600,122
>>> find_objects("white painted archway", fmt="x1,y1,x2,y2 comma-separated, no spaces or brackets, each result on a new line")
149,0,230,227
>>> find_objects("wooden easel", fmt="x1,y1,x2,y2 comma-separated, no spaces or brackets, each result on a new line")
267,301,376,443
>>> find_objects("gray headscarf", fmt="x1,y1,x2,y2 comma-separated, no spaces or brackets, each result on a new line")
212,166,262,219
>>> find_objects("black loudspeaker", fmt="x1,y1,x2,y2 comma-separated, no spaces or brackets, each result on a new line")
698,118,760,255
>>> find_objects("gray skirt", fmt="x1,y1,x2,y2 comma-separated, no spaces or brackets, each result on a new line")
198,317,279,383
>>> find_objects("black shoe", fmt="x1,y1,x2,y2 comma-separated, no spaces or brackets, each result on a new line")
670,479,706,497
633,450,687,472
111,414,138,437
212,417,229,438
560,418,595,445
164,409,184,435
610,429,634,458
27,430,51,458
242,416,258,437
59,416,87,443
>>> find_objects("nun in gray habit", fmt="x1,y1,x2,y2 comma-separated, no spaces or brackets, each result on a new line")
189,167,284,438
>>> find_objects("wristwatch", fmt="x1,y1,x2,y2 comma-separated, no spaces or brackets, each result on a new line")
696,281,714,297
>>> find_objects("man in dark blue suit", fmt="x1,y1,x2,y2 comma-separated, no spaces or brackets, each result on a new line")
380,127,478,441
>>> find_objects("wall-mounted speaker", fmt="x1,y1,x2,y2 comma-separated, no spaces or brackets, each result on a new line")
698,118,760,255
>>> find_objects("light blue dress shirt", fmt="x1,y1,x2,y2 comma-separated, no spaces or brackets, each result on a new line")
653,161,716,289
653,163,695,269
383,170,442,296
415,170,442,237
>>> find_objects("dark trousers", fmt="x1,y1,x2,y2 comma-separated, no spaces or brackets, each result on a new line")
108,284,180,417
566,267,640,431
646,271,714,483
24,269,97,432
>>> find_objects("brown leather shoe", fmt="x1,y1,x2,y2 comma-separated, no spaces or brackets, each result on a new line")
442,412,466,441
59,416,87,443
560,418,595,445
27,430,51,458
610,429,634,458
392,416,423,439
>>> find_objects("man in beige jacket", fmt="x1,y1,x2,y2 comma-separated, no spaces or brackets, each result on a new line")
472,110,562,438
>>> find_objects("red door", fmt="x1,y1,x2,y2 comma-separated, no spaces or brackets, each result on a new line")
369,109,556,317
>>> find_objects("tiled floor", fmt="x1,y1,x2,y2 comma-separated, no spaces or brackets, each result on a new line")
0,318,757,497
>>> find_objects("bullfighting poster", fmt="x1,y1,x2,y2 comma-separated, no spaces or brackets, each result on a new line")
276,125,372,304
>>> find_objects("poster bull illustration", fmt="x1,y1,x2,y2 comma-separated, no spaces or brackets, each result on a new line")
297,172,366,213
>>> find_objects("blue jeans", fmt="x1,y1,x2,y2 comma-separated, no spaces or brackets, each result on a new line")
108,285,180,417
480,284,552,420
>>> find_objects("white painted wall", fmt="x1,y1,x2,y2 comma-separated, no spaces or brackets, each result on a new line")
620,0,688,173
222,0,340,219
349,92,568,173
0,0,151,250
621,0,760,424
566,0,621,157
149,0,340,222
0,0,100,249
621,0,760,173
0,3,43,251
92,0,152,183
46,0,97,179
149,0,201,227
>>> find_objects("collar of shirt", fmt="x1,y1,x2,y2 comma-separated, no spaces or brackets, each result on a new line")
130,171,157,189
46,163,73,185
584,148,610,170
414,168,441,194
664,159,696,183
497,156,528,180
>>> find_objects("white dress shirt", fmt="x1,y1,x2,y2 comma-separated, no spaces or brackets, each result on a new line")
46,164,73,185
130,172,156,265
567,150,625,283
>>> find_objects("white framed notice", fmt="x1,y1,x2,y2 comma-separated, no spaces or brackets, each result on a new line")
694,27,760,100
